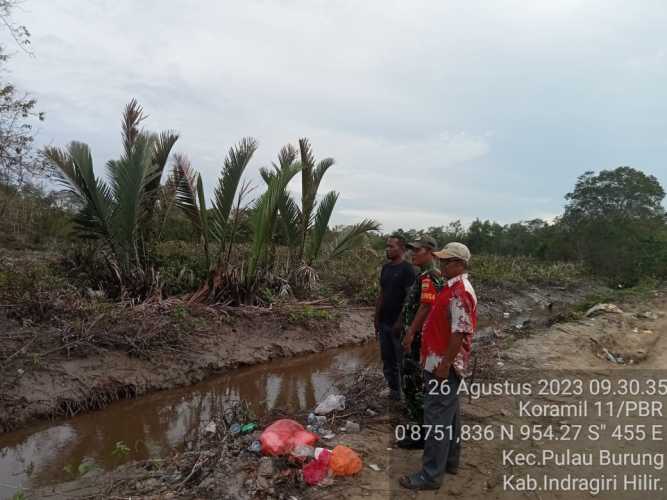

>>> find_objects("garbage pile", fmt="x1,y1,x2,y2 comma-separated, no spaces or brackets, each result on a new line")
89,382,381,498
253,393,363,487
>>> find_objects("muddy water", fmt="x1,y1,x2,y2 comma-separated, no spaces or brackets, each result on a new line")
0,298,544,499
0,341,380,497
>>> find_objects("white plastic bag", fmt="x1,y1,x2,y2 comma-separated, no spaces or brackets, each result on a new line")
314,394,345,415
291,444,315,459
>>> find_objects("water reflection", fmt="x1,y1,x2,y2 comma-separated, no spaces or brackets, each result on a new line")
0,342,378,496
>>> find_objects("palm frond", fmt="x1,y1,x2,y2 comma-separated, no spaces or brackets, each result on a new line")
44,141,113,241
278,143,298,170
299,138,315,214
196,173,210,268
222,178,255,264
145,130,179,195
172,154,202,233
322,219,381,262
172,154,210,267
156,172,178,240
248,162,302,279
279,193,302,249
313,157,334,193
151,131,180,177
259,167,274,184
107,133,153,264
305,190,338,264
139,131,179,232
121,98,147,159
298,137,315,170
211,137,257,242
296,138,337,262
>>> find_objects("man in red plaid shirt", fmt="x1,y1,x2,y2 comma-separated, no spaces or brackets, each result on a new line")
400,242,477,491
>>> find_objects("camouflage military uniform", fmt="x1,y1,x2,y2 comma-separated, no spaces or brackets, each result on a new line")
400,262,442,423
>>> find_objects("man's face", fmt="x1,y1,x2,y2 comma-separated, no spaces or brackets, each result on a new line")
410,246,432,267
439,258,465,279
385,238,403,260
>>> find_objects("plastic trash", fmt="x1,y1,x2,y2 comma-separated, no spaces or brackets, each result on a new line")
307,412,317,425
260,419,319,456
330,445,363,476
241,423,257,434
204,421,217,434
585,303,623,318
344,420,360,433
248,440,262,453
230,423,242,435
306,424,319,434
291,444,315,460
302,448,332,486
320,431,335,440
313,447,329,459
314,394,345,415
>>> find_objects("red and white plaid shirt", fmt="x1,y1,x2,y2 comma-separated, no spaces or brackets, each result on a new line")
420,273,477,377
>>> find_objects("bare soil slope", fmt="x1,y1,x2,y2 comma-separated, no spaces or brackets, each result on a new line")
0,305,373,434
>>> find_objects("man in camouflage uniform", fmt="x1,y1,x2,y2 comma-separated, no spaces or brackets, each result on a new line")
398,236,442,448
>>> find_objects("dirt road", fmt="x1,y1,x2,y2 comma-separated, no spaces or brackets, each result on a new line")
319,290,667,500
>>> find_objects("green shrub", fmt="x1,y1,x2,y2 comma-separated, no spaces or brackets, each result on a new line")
154,241,209,296
317,246,381,304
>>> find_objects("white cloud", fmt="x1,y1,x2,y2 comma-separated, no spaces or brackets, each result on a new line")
3,0,666,232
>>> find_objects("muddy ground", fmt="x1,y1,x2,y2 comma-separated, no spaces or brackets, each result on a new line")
20,284,662,499
0,301,375,434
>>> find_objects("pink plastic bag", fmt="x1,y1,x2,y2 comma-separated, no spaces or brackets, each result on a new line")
260,419,319,456
303,449,332,485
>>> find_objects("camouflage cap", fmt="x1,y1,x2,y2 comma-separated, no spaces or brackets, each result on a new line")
406,236,437,250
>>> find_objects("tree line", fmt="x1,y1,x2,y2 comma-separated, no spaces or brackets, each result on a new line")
390,166,667,286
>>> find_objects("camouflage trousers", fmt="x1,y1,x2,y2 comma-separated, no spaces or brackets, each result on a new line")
400,331,424,424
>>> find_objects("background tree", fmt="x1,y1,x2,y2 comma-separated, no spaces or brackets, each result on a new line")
562,167,666,285
0,0,53,247
564,167,665,221
0,0,43,187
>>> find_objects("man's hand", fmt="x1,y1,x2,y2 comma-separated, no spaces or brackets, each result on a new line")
433,360,450,380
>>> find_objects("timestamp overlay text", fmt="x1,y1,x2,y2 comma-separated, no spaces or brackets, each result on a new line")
390,370,667,498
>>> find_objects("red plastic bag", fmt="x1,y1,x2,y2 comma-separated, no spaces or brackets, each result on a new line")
330,445,363,476
260,419,318,456
303,448,332,486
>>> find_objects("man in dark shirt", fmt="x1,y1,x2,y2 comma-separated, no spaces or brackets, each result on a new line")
374,235,416,400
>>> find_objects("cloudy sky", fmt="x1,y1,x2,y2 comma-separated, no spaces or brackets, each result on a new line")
4,0,667,231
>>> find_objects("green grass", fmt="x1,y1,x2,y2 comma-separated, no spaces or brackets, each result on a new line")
287,305,334,323
470,254,587,286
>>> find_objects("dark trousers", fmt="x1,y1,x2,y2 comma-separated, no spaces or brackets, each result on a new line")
378,322,402,394
401,330,424,423
422,368,461,485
